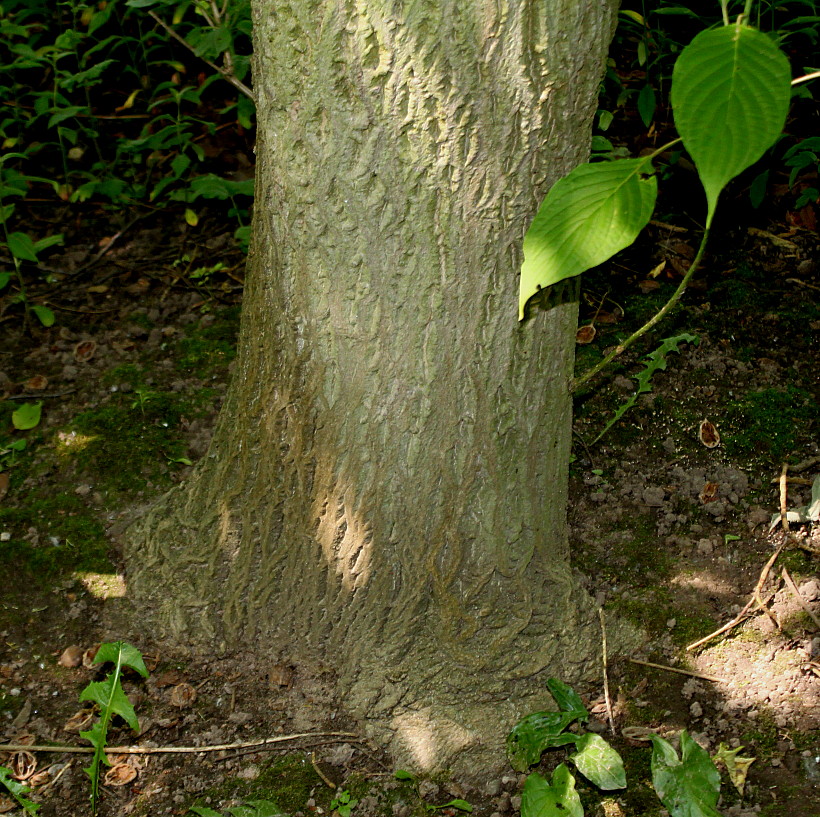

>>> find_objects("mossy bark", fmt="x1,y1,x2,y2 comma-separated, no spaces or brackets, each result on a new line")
126,0,633,775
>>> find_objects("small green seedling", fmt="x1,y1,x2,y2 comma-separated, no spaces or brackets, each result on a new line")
79,641,149,815
592,333,698,443
0,766,40,815
394,770,473,813
331,789,358,817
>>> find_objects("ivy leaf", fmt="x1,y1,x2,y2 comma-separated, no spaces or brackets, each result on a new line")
650,731,721,817
520,766,583,817
506,712,582,772
570,733,627,790
671,23,790,228
31,305,55,327
519,158,656,319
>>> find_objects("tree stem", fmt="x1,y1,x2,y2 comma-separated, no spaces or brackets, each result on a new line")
571,226,710,393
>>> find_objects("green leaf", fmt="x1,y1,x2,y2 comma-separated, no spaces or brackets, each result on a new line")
519,158,656,319
650,731,721,817
32,233,64,254
0,765,40,815
7,231,39,262
31,305,55,327
671,24,791,227
520,767,583,817
94,641,149,678
0,272,10,290
569,733,626,790
78,642,148,814
395,770,416,781
188,808,226,817
546,679,589,719
637,84,655,127
12,402,42,430
506,711,582,772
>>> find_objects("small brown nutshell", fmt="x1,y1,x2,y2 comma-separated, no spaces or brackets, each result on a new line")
104,762,138,787
699,419,720,448
63,709,95,734
10,751,36,781
575,325,596,345
699,482,720,504
73,340,97,363
0,794,17,813
268,663,295,690
58,645,84,668
82,645,100,669
24,375,48,391
169,682,197,708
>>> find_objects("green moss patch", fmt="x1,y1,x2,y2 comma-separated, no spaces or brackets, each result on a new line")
175,306,241,375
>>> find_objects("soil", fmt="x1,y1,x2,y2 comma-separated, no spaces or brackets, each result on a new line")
0,190,818,817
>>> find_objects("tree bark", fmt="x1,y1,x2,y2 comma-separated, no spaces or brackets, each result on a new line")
126,0,635,774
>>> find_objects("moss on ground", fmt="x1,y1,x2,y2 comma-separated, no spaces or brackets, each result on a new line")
175,306,241,376
722,386,816,463
0,493,111,583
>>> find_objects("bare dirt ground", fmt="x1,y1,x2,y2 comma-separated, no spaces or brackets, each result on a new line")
0,197,818,817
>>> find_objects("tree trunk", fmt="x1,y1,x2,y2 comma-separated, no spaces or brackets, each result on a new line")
126,0,634,774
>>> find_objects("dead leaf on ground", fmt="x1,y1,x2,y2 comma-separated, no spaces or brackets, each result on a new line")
104,762,138,786
154,669,185,688
595,309,622,324
699,482,720,504
169,682,197,708
73,340,97,363
0,473,8,502
575,325,596,344
699,419,721,448
638,279,660,293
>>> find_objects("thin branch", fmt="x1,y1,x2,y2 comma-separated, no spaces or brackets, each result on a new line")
781,567,820,631
147,11,254,102
0,732,358,756
598,608,615,735
628,658,724,683
573,227,710,393
792,71,820,86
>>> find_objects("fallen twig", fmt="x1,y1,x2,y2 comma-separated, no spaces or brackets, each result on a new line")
687,542,785,651
598,608,615,735
781,567,820,631
0,731,358,756
628,658,723,683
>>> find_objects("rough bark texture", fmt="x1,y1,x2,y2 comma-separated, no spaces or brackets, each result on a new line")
126,0,635,774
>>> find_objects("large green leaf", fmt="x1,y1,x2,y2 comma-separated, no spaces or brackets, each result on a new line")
520,767,583,817
518,158,656,319
506,712,582,772
650,731,721,817
671,24,790,227
570,733,626,790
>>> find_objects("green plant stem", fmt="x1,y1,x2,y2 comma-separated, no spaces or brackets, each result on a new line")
572,226,710,393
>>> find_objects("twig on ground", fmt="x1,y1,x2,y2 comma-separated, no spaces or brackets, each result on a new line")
780,463,790,534
628,658,724,683
598,608,615,735
687,542,785,651
310,751,337,789
0,731,358,756
4,389,76,401
781,567,820,631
